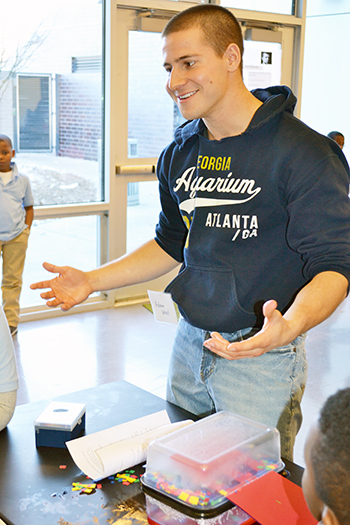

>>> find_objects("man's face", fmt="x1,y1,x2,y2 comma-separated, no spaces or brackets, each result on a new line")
0,140,15,173
162,27,232,123
302,424,324,521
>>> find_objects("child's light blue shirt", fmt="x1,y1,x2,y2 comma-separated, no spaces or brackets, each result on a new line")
0,162,34,242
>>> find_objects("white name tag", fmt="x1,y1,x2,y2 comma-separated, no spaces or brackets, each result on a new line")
147,290,178,325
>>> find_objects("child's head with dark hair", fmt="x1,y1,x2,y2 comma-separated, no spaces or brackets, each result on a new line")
327,131,345,150
0,134,15,173
302,388,350,525
0,134,13,149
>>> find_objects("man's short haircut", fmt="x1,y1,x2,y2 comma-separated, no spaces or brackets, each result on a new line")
0,134,13,149
162,5,244,73
311,388,350,525
327,131,344,141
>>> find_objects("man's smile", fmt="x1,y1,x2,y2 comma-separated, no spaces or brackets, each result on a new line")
177,90,198,101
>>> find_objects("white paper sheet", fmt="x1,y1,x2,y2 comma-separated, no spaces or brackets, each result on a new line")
66,410,193,480
147,290,178,324
243,40,282,91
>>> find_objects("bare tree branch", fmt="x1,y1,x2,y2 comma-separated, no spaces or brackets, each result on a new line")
0,25,48,102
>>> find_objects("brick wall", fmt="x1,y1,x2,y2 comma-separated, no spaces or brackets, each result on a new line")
57,73,102,161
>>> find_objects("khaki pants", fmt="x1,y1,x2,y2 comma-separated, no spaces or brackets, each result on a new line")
0,228,30,327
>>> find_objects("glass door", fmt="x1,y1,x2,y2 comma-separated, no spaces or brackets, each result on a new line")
126,28,179,256
108,5,185,303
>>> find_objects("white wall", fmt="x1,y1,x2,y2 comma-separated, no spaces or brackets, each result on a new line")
301,1,350,158
306,0,350,16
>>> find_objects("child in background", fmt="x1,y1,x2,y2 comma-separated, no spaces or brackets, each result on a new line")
302,388,350,525
0,134,34,335
0,305,19,430
327,131,345,150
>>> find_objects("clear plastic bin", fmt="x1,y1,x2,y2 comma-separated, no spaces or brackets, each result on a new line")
142,411,283,515
142,485,256,525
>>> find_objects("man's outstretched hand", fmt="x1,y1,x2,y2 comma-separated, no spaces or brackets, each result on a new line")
203,300,296,360
30,262,94,310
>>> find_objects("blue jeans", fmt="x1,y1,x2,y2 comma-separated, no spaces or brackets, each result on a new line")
166,318,308,461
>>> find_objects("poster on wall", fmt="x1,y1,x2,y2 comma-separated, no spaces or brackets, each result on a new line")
243,40,282,91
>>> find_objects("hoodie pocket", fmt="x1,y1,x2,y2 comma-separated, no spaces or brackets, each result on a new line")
165,265,257,332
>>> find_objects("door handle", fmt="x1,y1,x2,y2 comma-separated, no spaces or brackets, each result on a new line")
116,165,156,175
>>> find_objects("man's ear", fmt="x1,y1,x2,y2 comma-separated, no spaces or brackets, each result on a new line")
321,505,341,525
225,43,241,72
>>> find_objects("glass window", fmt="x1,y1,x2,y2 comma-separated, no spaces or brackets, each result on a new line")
15,151,102,206
0,0,104,205
20,216,100,308
127,181,161,254
0,0,104,313
126,30,180,263
128,30,182,159
220,0,294,16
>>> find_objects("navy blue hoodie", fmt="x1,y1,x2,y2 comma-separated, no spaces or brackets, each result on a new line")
155,86,350,332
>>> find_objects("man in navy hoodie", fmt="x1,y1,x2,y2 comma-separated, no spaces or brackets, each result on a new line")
31,5,350,461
